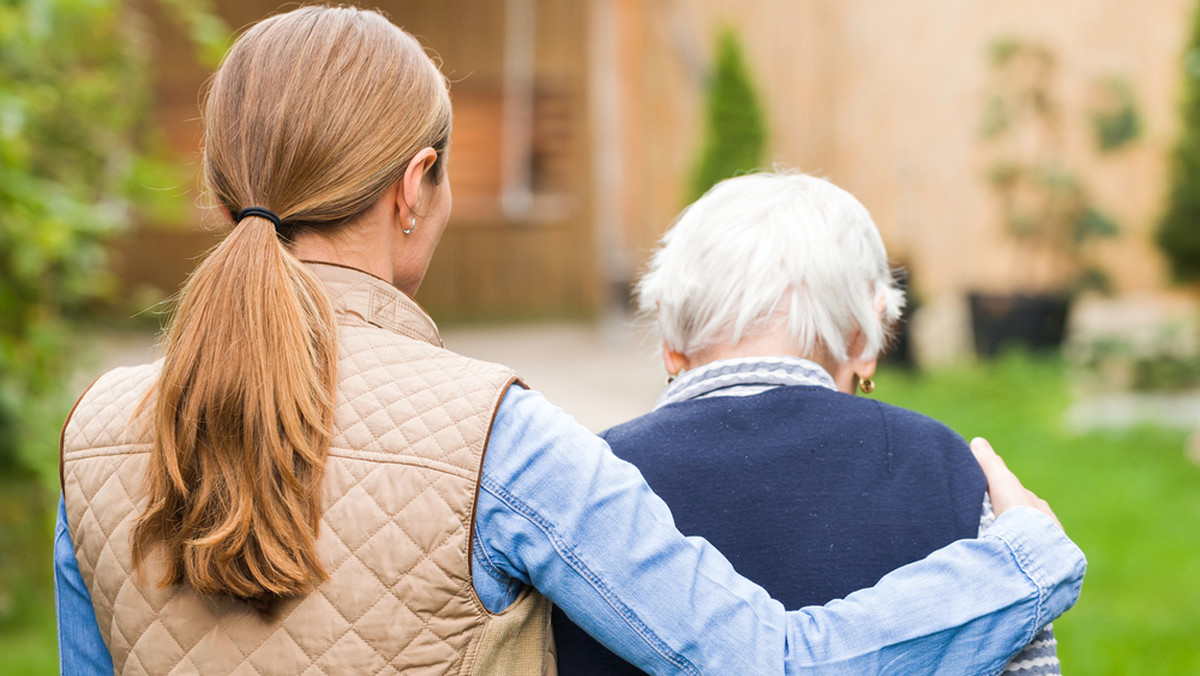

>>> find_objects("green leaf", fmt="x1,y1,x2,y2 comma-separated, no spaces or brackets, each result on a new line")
988,37,1021,66
0,0,225,479
1092,78,1142,152
1076,207,1120,242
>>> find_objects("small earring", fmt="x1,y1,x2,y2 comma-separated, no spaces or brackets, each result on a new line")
666,373,678,385
402,215,416,235
859,377,875,394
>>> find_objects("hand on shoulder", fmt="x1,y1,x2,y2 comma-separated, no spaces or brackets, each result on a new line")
970,437,1063,530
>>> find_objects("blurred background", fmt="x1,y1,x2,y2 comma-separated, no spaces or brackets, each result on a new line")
3,0,1200,673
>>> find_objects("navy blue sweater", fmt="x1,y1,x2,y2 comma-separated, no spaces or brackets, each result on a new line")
552,385,987,675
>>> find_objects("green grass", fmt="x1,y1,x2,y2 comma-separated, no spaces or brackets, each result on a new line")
0,476,56,675
0,600,57,676
3,352,1196,673
0,382,68,675
878,353,1200,675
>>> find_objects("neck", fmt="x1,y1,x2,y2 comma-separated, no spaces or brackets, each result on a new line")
290,233,390,282
687,334,833,372
683,333,862,395
288,200,405,291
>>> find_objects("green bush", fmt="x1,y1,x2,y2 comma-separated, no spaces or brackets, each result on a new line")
1,0,141,473
0,0,226,480
689,28,767,202
0,0,228,638
1158,5,1200,281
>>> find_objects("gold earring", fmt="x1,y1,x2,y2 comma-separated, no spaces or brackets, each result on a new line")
402,215,416,235
859,377,875,394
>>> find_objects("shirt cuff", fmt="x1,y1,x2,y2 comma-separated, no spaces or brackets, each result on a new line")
980,506,1087,634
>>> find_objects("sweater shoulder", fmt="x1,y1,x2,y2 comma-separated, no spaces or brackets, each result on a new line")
602,386,974,465
866,396,972,456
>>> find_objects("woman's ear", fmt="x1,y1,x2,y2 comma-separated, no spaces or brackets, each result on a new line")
837,329,878,394
662,342,689,378
855,356,878,382
398,147,439,216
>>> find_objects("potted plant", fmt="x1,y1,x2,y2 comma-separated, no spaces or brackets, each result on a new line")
972,39,1127,357
1158,4,1200,282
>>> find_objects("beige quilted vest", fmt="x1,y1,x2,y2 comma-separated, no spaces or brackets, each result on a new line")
61,263,555,675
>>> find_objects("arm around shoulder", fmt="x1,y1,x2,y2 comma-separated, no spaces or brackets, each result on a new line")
782,506,1083,674
982,506,1086,627
476,388,1085,674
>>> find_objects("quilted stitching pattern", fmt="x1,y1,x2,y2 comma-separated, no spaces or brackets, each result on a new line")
62,270,548,675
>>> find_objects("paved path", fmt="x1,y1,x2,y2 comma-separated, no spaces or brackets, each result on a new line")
81,315,666,434
440,317,665,432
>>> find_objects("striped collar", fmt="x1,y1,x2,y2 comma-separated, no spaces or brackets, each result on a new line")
654,356,838,410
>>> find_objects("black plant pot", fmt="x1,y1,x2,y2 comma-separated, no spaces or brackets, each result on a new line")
968,292,1070,358
882,267,917,369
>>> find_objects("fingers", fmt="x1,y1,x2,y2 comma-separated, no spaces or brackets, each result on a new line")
970,437,1063,530
970,437,1016,511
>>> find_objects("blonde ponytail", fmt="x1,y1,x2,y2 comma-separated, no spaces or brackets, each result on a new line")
132,6,451,609
133,214,336,607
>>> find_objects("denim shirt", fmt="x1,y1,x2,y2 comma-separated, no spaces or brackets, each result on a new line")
57,385,1085,675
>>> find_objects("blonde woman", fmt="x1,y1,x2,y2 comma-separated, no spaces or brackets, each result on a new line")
55,7,1082,674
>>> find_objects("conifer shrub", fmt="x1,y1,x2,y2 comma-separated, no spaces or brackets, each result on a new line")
1158,6,1200,282
689,28,768,202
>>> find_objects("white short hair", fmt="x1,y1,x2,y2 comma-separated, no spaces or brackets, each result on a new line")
637,171,904,363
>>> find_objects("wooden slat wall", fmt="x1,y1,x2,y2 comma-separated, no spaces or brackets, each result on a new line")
821,0,1190,297
610,0,836,270
408,0,596,318
445,86,505,218
117,0,1189,317
117,0,596,321
617,0,1189,299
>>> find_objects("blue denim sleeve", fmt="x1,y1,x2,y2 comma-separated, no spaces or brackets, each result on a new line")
54,496,114,675
473,386,1086,675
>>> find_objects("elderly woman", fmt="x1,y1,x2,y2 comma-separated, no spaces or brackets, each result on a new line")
554,171,1062,674
55,8,1079,674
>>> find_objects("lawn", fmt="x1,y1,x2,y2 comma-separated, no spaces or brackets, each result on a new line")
2,352,1196,674
0,405,60,675
877,354,1200,675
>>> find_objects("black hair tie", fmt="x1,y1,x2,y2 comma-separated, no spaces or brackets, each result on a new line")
236,207,283,230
